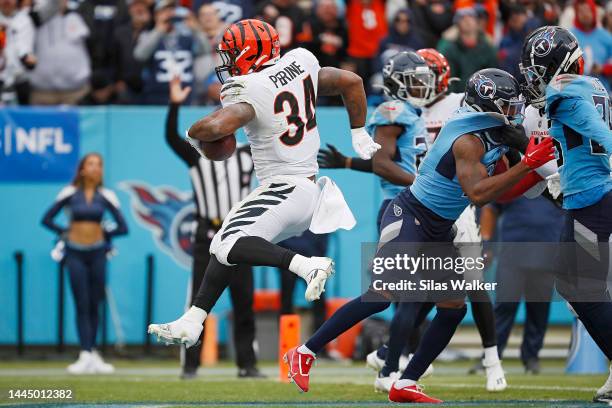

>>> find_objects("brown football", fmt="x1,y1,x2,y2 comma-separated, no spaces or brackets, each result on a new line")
201,134,237,161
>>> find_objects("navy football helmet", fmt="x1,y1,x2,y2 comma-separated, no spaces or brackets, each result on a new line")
381,51,435,107
464,68,524,125
519,26,583,109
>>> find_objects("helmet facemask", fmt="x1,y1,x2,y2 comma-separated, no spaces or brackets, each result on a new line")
519,62,549,109
466,93,525,126
215,45,242,84
496,96,525,125
519,46,583,109
385,65,435,107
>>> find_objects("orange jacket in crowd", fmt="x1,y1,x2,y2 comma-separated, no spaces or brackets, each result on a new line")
346,0,388,59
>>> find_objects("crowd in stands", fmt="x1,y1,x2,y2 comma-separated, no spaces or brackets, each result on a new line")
0,0,610,106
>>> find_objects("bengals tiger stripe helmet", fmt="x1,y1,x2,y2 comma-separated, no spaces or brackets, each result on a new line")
215,19,281,84
416,48,451,102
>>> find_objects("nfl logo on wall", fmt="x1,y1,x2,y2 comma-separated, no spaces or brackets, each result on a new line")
0,108,79,182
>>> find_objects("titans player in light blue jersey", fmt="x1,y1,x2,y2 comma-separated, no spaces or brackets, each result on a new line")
365,52,434,391
318,50,510,393
283,68,556,403
366,51,429,229
318,51,437,391
520,26,612,403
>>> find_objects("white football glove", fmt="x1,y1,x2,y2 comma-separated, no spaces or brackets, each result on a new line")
185,130,205,157
546,172,561,199
351,127,381,159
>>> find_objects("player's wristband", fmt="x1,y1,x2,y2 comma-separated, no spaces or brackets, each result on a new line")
350,158,374,173
345,157,352,168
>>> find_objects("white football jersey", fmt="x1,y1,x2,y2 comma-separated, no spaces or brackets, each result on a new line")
220,48,321,182
421,92,464,145
523,105,550,140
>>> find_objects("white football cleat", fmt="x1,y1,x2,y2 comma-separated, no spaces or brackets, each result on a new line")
303,257,334,301
401,354,434,379
367,350,434,378
366,349,385,371
67,351,95,375
594,363,612,402
484,359,507,392
90,350,114,374
374,371,400,393
148,318,203,348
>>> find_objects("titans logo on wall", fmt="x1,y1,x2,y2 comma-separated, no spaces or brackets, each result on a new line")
121,182,196,268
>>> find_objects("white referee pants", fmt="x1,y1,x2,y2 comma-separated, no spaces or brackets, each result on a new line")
210,175,320,265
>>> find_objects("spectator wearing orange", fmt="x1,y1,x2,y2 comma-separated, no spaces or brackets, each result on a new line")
345,0,387,92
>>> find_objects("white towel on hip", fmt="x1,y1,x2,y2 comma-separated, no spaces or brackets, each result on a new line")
309,176,356,234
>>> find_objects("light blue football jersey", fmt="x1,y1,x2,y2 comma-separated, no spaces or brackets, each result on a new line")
545,74,612,209
365,100,427,200
410,108,509,220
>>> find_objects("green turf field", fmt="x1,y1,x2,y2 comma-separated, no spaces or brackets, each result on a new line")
0,359,606,407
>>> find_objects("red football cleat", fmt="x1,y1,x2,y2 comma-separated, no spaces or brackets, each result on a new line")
388,383,443,404
283,346,315,392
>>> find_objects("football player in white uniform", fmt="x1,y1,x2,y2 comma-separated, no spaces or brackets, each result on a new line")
148,19,380,347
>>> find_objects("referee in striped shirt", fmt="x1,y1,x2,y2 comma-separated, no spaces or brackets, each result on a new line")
166,76,263,379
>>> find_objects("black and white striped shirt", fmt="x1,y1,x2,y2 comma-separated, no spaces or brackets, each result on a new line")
166,103,254,223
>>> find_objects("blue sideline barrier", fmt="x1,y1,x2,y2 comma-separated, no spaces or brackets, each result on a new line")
0,106,573,346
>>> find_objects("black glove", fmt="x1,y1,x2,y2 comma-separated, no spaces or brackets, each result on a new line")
497,124,529,153
317,143,347,168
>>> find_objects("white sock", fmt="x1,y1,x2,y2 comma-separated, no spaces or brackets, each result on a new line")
183,306,207,324
393,379,416,389
289,254,310,279
483,346,500,365
297,344,316,356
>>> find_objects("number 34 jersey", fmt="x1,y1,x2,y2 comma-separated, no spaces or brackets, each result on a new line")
545,74,612,209
220,48,321,182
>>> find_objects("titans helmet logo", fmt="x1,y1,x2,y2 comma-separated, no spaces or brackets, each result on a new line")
474,74,496,100
121,182,196,268
532,28,555,57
